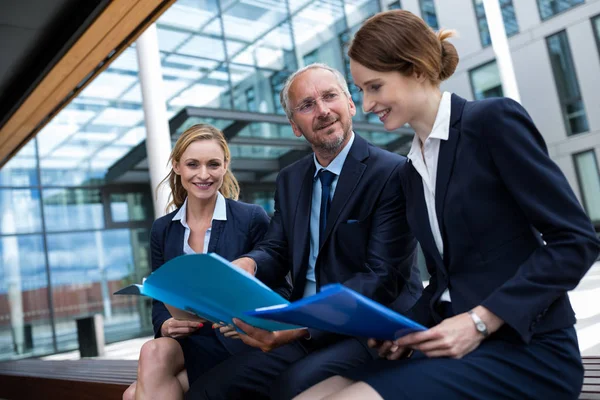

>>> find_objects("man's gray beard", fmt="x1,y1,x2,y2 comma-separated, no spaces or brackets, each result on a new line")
314,127,349,155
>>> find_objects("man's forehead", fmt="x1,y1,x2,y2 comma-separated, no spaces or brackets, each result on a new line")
290,69,340,100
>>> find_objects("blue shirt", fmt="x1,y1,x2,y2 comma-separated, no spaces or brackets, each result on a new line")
305,132,355,297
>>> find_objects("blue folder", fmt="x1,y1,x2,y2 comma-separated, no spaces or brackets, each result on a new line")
114,253,301,332
245,284,427,340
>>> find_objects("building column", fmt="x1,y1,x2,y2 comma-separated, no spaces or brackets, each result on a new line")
483,0,521,103
136,23,172,218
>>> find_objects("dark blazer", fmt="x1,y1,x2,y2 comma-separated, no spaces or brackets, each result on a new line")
150,198,289,351
246,133,423,341
404,94,600,343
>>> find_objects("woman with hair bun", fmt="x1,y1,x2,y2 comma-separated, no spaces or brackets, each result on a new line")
295,10,599,400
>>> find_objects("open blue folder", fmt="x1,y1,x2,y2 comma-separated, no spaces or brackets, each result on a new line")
113,253,301,332
245,284,427,341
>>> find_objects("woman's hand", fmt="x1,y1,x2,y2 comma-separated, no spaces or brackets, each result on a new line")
160,318,204,338
393,306,504,359
214,322,241,339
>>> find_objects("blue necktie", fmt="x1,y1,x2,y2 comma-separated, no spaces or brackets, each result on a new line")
318,169,336,247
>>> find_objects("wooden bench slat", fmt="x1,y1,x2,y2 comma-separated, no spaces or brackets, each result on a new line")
0,356,598,399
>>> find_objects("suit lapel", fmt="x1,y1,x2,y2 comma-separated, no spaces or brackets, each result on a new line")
165,220,185,261
407,165,446,274
291,161,315,296
207,220,225,254
320,135,367,250
434,94,465,256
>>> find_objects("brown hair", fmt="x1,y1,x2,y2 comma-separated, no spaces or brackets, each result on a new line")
348,10,459,83
159,124,240,212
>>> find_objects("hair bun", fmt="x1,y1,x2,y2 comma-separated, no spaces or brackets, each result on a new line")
437,29,459,81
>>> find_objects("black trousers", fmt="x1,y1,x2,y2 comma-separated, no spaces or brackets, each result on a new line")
185,336,375,400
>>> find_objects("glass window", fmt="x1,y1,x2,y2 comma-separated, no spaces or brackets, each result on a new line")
0,234,54,358
0,189,43,235
388,1,402,10
42,188,104,232
419,0,439,29
593,14,600,56
229,144,290,159
537,0,585,21
573,150,600,224
469,60,504,100
270,70,292,115
303,50,318,66
47,229,142,349
109,193,153,223
473,0,519,47
0,140,37,187
252,191,275,215
546,31,589,135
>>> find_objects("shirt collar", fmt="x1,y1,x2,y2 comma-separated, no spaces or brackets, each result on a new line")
172,191,228,227
313,131,355,178
407,91,452,162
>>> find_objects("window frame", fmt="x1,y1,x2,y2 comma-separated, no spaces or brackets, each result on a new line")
468,59,504,101
572,149,600,227
545,29,589,136
537,0,585,22
472,0,520,48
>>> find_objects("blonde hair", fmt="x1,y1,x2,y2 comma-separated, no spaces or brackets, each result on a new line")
159,124,240,213
349,10,459,84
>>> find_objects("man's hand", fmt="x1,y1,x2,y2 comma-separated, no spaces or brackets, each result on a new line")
232,318,308,352
213,322,241,339
160,318,203,338
367,338,412,360
392,306,503,359
231,257,257,276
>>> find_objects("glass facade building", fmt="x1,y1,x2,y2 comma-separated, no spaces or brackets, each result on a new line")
0,0,414,361
1,0,599,362
473,0,519,47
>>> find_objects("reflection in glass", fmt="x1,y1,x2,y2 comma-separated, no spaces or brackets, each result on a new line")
469,60,504,100
537,0,584,20
110,193,153,223
47,229,143,349
574,151,600,223
546,31,589,135
0,189,42,235
473,0,519,47
42,189,104,232
419,0,439,29
0,234,52,359
229,144,290,159
0,140,37,187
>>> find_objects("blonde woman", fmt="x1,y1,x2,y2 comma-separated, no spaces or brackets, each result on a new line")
123,124,290,400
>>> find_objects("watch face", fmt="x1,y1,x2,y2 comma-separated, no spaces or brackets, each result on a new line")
477,322,486,332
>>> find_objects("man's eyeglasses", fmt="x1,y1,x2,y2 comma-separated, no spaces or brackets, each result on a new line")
292,91,342,114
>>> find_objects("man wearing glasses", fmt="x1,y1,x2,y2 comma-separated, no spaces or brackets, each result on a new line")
187,64,422,400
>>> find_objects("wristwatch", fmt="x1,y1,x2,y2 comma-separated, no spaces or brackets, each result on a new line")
468,310,489,338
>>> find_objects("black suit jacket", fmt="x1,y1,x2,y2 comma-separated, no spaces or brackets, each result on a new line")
246,133,423,342
150,199,289,352
403,94,600,343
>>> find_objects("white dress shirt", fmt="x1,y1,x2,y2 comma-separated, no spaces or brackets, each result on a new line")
172,191,227,255
406,91,452,303
304,132,355,298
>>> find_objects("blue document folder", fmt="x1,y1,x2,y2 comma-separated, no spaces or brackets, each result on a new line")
245,284,427,340
114,253,301,332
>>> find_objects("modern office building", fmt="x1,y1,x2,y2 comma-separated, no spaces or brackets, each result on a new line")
0,0,598,360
